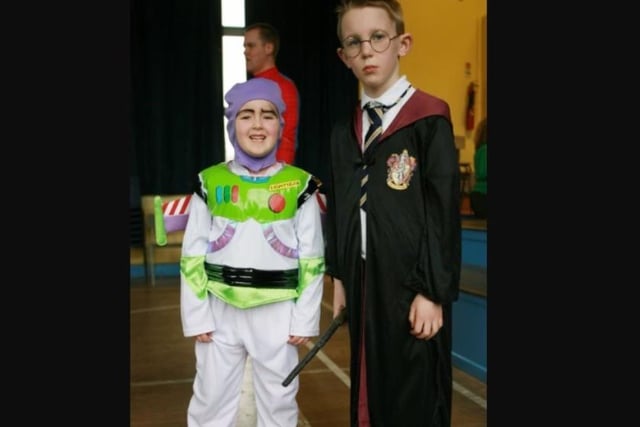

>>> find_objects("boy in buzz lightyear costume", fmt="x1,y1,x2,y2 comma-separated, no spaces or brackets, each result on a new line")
180,78,325,427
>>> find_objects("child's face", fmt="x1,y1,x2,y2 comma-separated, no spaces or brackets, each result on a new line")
338,6,411,98
234,99,282,159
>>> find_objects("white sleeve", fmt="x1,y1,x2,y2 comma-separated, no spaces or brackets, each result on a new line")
289,192,325,337
180,193,216,337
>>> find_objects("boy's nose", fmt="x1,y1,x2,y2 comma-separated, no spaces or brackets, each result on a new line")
360,40,375,56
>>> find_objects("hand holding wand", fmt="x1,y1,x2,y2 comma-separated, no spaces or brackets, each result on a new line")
282,307,347,387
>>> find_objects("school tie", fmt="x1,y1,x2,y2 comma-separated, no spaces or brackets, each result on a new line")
359,85,412,212
360,104,384,211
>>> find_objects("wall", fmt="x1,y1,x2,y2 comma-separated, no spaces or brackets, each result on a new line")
401,2,488,380
454,225,487,381
401,0,486,165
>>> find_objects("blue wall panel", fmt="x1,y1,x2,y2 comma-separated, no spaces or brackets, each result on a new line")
462,229,486,268
130,264,180,279
452,292,487,382
456,227,487,382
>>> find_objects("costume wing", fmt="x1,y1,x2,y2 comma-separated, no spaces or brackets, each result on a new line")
154,194,192,246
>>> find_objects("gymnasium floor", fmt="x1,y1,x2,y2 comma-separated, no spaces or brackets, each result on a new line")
130,274,486,426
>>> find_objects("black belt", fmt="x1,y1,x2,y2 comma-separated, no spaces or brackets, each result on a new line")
204,263,298,289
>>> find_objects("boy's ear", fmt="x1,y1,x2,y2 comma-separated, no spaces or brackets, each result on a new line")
336,48,352,69
398,33,413,57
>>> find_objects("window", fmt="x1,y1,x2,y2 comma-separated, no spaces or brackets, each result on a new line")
221,0,246,161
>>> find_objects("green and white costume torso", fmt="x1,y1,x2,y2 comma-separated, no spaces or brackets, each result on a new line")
180,161,325,337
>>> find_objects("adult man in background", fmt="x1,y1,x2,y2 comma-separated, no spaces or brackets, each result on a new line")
244,22,300,164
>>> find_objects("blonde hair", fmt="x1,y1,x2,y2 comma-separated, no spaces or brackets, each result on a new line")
335,0,405,41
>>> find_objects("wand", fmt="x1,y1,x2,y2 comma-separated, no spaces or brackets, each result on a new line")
282,307,347,387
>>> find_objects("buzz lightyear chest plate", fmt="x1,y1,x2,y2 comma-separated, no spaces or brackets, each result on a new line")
201,165,307,223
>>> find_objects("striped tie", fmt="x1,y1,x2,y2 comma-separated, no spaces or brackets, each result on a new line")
360,103,384,211
359,85,412,212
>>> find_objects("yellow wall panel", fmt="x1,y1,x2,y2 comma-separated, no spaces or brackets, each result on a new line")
400,0,486,164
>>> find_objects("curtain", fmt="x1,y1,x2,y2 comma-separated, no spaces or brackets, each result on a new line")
246,0,359,189
131,0,224,196
130,0,358,196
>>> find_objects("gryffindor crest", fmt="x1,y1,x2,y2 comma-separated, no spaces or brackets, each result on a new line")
386,149,417,190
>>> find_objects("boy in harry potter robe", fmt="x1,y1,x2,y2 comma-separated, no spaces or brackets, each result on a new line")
325,1,461,426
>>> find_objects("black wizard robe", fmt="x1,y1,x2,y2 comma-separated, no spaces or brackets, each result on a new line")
325,89,461,426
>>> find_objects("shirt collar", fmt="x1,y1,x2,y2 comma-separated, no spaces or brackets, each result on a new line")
360,75,410,109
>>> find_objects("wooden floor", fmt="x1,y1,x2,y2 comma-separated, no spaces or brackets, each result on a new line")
130,274,486,426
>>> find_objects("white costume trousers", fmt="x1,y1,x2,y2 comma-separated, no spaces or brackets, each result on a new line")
187,297,300,427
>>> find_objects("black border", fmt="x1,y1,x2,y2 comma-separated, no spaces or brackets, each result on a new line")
7,1,132,423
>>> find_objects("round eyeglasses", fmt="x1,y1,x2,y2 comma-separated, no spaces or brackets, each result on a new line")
340,31,401,59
